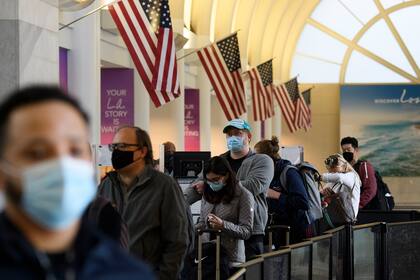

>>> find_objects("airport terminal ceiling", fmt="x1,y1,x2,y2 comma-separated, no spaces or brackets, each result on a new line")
181,0,420,84
79,0,420,84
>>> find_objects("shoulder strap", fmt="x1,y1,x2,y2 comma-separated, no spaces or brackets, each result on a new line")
354,160,366,174
279,165,298,192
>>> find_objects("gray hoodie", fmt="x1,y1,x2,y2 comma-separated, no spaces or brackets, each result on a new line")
98,165,188,280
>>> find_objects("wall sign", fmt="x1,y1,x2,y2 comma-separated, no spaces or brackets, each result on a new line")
184,88,200,151
101,68,134,144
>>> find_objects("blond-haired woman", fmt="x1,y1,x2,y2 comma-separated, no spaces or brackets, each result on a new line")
321,154,362,218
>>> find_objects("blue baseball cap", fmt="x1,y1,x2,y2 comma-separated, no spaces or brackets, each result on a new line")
223,119,251,133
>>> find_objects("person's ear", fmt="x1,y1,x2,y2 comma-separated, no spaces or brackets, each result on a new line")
134,146,148,161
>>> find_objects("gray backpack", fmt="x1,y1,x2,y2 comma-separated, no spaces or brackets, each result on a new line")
280,162,323,221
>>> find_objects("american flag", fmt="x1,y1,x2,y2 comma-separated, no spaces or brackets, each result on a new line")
301,89,312,128
272,78,299,133
197,34,246,120
108,0,179,108
248,60,274,121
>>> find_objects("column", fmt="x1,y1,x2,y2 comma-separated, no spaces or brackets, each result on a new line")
197,65,211,151
248,102,261,145
66,1,101,144
272,106,282,142
133,67,150,132
0,0,59,97
264,118,272,140
175,49,185,150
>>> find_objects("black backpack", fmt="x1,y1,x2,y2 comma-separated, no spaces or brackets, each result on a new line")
373,170,395,211
355,161,395,211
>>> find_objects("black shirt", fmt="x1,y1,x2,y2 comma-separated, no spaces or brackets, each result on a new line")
226,152,247,174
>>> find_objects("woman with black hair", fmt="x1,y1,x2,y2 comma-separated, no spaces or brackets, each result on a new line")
197,156,254,266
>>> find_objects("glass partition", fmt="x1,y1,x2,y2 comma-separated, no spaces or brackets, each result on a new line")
243,259,263,280
387,221,420,280
312,237,331,280
353,225,378,280
328,226,346,280
262,249,290,280
290,243,311,280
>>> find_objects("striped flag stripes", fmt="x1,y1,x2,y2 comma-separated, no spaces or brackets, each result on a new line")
109,0,180,108
301,89,312,128
248,60,275,121
197,33,246,120
273,83,298,133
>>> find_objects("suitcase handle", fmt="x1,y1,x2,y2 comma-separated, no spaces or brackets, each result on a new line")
267,225,291,251
197,229,222,280
197,228,222,235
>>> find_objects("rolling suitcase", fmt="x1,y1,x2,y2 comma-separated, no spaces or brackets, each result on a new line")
196,229,230,280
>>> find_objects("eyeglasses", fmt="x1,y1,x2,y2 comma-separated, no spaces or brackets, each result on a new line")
108,143,140,152
324,156,339,167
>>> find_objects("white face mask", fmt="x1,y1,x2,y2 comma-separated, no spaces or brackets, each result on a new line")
3,157,96,230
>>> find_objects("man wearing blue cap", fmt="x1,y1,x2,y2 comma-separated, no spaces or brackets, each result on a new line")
186,119,274,259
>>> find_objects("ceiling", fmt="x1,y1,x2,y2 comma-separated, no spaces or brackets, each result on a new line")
179,0,319,82
99,0,319,82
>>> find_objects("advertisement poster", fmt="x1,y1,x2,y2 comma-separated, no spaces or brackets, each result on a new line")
101,68,134,144
341,85,420,176
184,88,200,151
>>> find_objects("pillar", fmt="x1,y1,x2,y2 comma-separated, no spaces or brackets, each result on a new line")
133,65,150,132
197,65,211,151
66,1,101,144
272,106,282,142
264,118,272,140
175,49,185,150
0,0,59,97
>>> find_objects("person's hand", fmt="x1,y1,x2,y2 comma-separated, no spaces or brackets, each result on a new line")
192,181,205,194
207,214,224,230
314,172,322,182
321,188,334,196
267,188,281,200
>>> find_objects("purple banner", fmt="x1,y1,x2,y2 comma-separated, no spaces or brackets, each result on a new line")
185,89,200,151
101,68,134,144
59,47,68,91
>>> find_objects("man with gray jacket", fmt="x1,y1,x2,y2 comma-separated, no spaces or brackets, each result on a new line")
98,126,188,280
185,119,274,259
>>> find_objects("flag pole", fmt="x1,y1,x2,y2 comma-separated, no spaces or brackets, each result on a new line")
176,29,241,61
59,0,118,31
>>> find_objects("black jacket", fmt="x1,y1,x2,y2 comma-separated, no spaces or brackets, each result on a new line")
98,165,188,280
267,159,310,243
0,213,154,279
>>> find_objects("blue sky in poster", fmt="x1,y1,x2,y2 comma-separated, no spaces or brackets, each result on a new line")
341,85,420,177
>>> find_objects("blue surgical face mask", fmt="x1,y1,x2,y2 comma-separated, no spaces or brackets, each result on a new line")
207,181,226,192
10,157,96,230
227,136,245,152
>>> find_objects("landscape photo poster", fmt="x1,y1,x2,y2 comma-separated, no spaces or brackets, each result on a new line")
341,85,420,177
